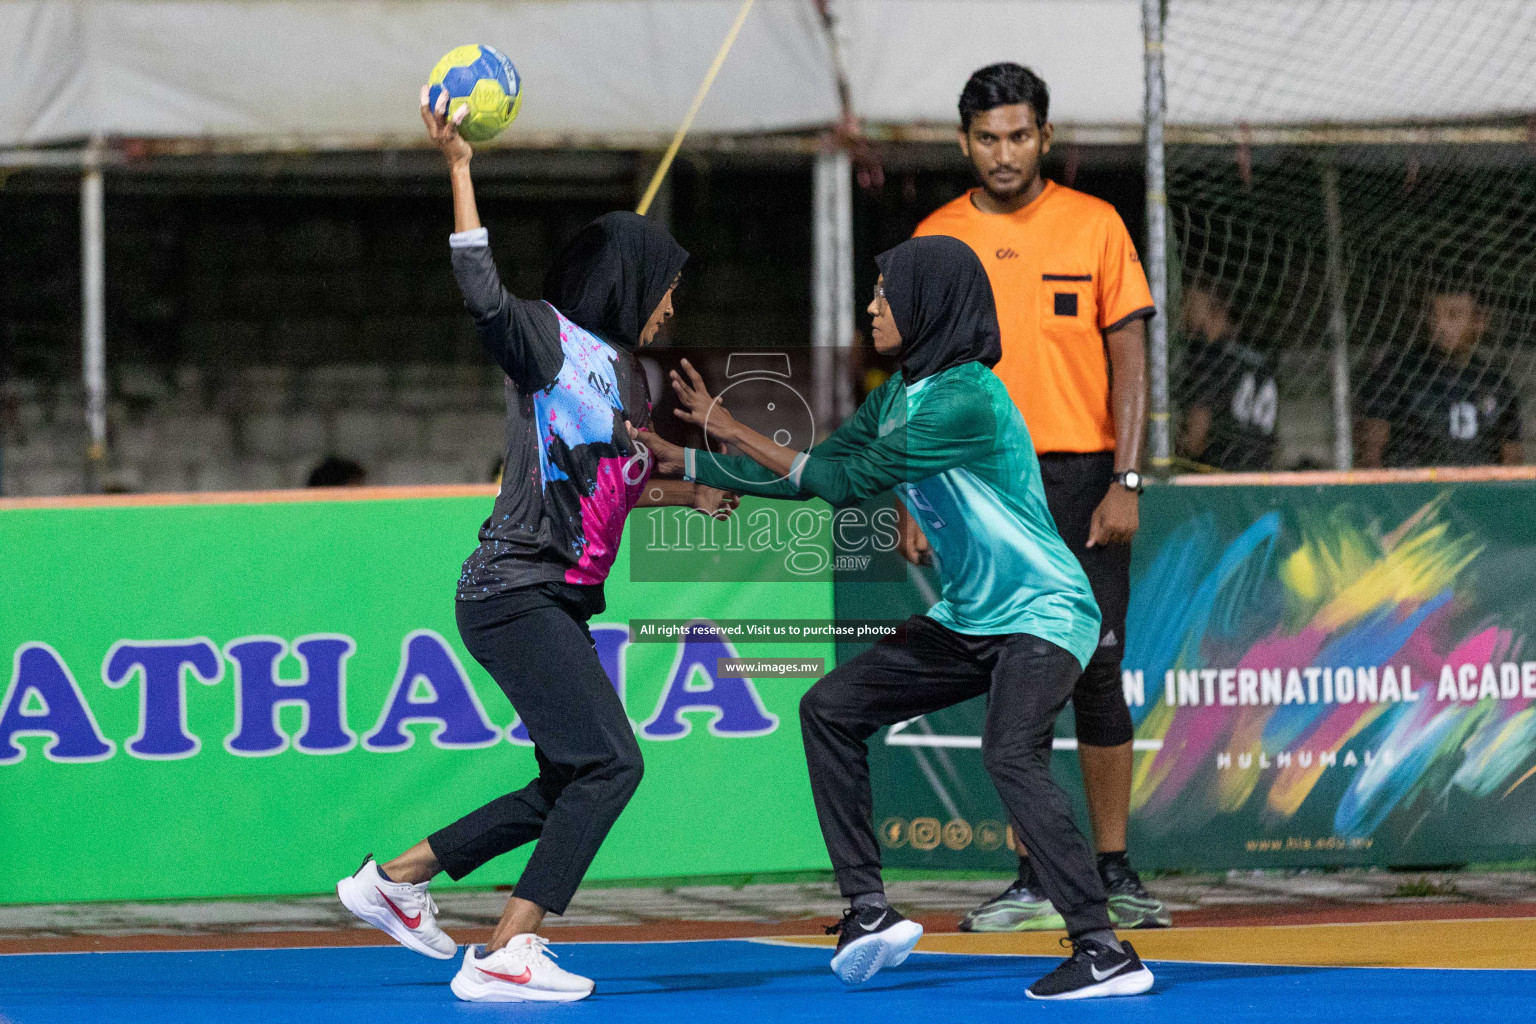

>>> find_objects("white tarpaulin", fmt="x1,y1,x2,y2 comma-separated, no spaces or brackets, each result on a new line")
1,0,1534,148
0,0,1144,147
1164,0,1536,127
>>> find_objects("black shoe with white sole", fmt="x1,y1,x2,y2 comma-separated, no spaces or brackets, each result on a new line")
1026,938,1155,1000
826,904,924,985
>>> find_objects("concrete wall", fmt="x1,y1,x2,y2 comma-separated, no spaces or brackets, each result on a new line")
0,364,508,495
0,147,1183,496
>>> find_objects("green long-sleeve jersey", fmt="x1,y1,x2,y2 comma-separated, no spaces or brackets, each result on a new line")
683,361,1101,668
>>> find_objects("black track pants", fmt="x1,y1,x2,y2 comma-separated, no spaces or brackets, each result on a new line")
427,586,642,915
798,615,1112,938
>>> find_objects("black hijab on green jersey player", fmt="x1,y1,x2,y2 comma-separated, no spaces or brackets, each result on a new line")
876,235,1002,383
542,211,689,351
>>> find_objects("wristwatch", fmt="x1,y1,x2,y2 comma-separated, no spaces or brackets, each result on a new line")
1112,470,1144,494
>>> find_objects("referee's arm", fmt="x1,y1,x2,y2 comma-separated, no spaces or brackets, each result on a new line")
1087,316,1147,547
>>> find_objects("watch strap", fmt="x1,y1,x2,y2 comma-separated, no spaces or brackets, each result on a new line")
1112,470,1144,493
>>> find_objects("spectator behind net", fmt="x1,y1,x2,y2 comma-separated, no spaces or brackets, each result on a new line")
1357,283,1522,468
307,456,367,487
1174,282,1278,472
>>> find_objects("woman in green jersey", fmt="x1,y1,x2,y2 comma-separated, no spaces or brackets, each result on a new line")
635,235,1154,1001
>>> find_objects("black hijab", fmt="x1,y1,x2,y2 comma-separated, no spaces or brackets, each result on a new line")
874,235,1002,383
542,211,689,350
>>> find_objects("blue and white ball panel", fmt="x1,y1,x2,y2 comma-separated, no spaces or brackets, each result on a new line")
429,45,517,105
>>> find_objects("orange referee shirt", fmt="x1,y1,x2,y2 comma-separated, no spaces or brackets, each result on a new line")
914,182,1155,454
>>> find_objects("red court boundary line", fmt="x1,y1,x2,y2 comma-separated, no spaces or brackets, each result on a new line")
4,903,1533,956
0,484,500,511
0,920,823,956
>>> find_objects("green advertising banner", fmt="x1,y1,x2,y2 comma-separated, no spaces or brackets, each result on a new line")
1,493,834,904
862,481,1536,871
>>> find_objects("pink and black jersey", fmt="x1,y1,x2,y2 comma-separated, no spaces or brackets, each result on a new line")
450,227,672,602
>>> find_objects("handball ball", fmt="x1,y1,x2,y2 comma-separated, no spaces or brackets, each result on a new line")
427,45,523,143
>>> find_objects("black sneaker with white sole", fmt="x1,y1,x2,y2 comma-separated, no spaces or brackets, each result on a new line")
1026,937,1155,1000
825,904,924,985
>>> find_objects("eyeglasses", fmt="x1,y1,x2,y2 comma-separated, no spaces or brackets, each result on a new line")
873,284,886,301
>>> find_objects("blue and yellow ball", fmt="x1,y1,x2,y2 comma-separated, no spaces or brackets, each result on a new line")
427,45,523,143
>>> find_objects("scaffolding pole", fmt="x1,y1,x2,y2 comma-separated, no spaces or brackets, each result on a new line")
1321,162,1353,471
1143,0,1171,473
812,149,853,433
81,137,107,492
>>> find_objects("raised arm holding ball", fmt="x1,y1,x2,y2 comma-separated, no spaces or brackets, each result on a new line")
335,66,731,1006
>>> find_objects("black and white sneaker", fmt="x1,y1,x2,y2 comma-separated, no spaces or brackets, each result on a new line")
825,904,924,985
1025,938,1155,1000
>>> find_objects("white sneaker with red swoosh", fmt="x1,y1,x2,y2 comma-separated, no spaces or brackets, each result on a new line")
336,855,457,960
451,936,595,1003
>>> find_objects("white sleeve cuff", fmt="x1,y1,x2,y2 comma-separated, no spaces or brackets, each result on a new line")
449,227,489,249
788,452,809,489
683,448,698,483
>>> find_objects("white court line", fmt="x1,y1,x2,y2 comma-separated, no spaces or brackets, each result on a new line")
885,719,1163,752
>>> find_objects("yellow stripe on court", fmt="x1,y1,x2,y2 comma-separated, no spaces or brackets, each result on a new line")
772,917,1536,970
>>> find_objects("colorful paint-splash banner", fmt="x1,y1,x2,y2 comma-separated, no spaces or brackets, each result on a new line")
869,481,1536,870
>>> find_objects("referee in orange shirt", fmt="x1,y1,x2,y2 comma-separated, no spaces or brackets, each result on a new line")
906,63,1169,932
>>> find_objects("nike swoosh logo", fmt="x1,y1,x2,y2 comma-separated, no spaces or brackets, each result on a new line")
376,888,422,929
858,911,888,932
1090,960,1129,981
479,967,533,985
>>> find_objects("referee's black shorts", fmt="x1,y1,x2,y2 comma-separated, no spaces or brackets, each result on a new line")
1037,451,1134,749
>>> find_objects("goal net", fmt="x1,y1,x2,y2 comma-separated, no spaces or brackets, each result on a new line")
1162,0,1536,472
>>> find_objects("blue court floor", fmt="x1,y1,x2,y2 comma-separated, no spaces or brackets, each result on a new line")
1,939,1532,1023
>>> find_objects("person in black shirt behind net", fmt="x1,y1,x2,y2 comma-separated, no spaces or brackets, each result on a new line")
1357,284,1523,469
1173,283,1278,472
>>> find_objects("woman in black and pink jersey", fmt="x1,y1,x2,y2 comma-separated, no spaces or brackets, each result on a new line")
336,85,735,1005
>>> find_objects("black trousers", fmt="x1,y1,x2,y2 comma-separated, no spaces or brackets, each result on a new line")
799,616,1113,938
1038,451,1134,749
427,586,643,916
